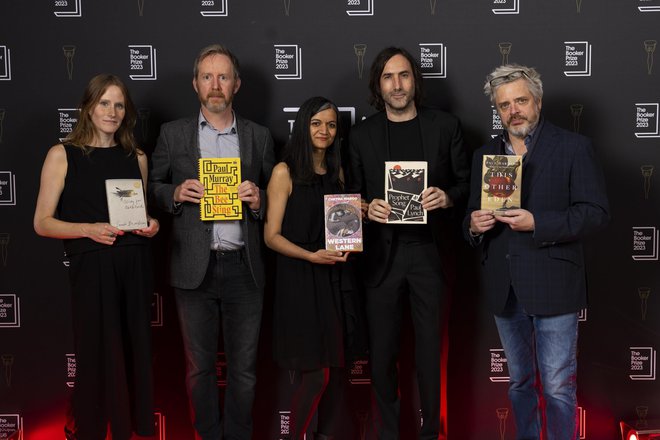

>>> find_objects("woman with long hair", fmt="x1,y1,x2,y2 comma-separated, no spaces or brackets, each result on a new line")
34,74,159,440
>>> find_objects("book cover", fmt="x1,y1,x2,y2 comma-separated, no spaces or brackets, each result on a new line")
481,154,522,213
199,157,242,221
324,193,363,252
384,161,428,224
105,179,148,230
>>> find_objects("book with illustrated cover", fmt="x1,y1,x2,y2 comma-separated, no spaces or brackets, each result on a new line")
384,161,427,224
198,157,242,221
105,179,148,230
481,154,522,213
324,193,363,252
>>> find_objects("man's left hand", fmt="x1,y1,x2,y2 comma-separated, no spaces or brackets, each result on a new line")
496,209,535,231
238,180,261,211
421,186,453,210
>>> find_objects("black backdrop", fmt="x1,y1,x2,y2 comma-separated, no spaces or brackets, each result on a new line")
1,1,659,439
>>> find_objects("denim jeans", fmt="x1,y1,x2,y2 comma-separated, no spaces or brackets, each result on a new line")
494,292,578,440
175,250,263,440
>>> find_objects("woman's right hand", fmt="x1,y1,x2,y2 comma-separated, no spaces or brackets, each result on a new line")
82,222,124,245
307,249,349,265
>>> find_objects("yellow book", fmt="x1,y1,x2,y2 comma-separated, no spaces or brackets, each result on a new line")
199,158,242,221
481,155,522,214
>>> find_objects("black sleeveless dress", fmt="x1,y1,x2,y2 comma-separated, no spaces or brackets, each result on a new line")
58,145,154,440
273,174,345,370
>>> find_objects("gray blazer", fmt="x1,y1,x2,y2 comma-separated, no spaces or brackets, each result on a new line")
148,114,275,290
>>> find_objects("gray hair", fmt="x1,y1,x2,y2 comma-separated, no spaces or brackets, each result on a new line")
192,44,241,79
484,64,543,105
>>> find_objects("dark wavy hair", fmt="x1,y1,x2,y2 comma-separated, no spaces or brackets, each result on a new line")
368,47,424,111
281,96,342,186
65,74,138,155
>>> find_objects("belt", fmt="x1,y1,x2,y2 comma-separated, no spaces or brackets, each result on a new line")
211,247,244,259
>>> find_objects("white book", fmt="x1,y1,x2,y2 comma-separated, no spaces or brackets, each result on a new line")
105,179,148,230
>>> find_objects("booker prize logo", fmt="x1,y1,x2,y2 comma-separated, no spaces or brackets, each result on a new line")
0,414,23,440
0,46,12,80
66,353,76,387
629,346,656,380
129,45,158,80
638,0,660,12
58,108,80,141
491,106,503,138
54,0,82,17
278,410,291,439
578,406,586,439
0,233,9,267
349,357,371,385
200,0,228,17
283,106,356,135
346,0,374,16
273,45,302,80
0,294,20,328
419,43,446,79
489,348,509,382
634,103,660,138
632,226,659,261
492,0,519,14
151,292,163,327
564,41,592,77
0,171,16,206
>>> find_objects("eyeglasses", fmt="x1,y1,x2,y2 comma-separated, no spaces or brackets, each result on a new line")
488,69,530,87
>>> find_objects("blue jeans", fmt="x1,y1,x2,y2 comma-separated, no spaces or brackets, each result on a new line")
175,250,263,440
494,292,578,440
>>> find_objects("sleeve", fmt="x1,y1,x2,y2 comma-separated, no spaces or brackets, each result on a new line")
148,124,178,214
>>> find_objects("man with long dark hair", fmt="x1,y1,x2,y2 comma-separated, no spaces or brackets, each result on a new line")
347,46,470,439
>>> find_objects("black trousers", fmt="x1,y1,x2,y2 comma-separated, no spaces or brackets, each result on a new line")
366,240,445,440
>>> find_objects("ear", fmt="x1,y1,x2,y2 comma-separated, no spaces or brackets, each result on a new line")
192,77,199,94
233,77,241,94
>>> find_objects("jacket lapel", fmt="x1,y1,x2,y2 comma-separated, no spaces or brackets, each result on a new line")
521,121,559,205
236,115,253,170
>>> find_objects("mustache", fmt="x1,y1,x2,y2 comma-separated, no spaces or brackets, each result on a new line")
507,114,528,124
207,91,225,98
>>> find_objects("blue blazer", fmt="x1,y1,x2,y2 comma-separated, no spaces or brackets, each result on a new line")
464,119,610,315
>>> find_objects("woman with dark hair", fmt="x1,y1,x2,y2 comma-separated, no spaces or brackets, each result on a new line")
34,74,159,440
265,96,349,440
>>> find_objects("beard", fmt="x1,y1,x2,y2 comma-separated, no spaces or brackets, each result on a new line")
201,91,232,113
383,91,414,113
505,114,539,138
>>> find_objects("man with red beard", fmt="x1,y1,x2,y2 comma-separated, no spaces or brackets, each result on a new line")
149,44,275,440
464,65,609,440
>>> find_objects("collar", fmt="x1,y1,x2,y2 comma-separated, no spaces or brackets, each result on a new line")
502,116,544,155
198,110,237,135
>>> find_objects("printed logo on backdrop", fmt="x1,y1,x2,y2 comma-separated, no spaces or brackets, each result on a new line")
273,45,302,80
492,0,519,14
349,357,371,384
137,0,145,16
58,108,80,142
429,0,438,14
489,348,509,382
0,414,23,440
129,45,158,80
154,412,166,440
216,352,227,386
0,108,5,143
66,353,76,387
54,0,82,17
354,44,367,79
638,287,651,321
578,308,587,322
0,171,16,206
641,165,654,199
638,0,660,12
63,251,70,267
0,46,12,80
0,294,20,328
496,408,509,440
346,0,374,16
278,410,291,439
575,0,583,13
498,42,512,65
629,346,656,380
0,233,9,267
578,406,586,439
283,106,356,135
151,292,163,327
564,41,592,76
356,410,369,440
570,104,584,133
491,106,503,138
644,40,656,74
634,103,659,138
288,369,296,385
283,0,291,16
636,405,649,428
419,44,446,79
632,226,659,260
62,45,76,80
2,354,14,387
200,0,228,17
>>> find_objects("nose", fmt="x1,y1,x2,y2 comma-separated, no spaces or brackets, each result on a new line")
392,75,401,90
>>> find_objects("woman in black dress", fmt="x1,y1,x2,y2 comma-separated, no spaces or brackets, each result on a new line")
265,97,349,440
34,74,159,440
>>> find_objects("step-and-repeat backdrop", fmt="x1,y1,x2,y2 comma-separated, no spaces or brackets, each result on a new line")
0,1,658,439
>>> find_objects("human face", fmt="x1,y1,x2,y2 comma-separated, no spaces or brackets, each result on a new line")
494,78,542,140
193,53,241,115
380,54,416,117
309,108,337,150
89,85,125,142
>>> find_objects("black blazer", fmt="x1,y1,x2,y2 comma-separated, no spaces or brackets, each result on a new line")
148,114,275,290
463,119,610,315
347,107,470,287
